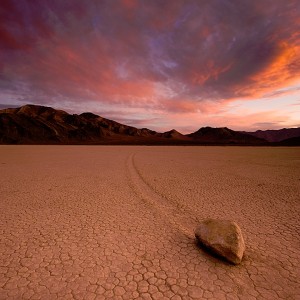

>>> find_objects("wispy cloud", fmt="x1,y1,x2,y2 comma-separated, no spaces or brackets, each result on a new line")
0,0,299,130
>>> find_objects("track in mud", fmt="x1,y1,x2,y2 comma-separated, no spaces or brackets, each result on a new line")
126,152,199,239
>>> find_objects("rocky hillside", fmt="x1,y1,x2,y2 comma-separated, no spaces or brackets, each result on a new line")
0,105,160,144
0,104,269,145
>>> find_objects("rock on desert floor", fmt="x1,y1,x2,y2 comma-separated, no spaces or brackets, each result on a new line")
0,146,299,299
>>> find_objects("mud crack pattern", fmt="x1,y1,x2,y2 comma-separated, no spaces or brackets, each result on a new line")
0,146,299,299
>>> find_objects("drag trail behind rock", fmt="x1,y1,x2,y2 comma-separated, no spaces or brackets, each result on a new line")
126,152,200,239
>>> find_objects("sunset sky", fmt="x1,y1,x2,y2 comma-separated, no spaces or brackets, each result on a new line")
0,0,299,133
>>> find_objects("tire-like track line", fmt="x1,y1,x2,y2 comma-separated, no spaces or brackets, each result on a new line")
126,152,198,239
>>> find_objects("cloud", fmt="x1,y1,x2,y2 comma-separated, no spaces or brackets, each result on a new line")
263,85,300,98
188,110,293,132
0,103,19,109
0,0,299,118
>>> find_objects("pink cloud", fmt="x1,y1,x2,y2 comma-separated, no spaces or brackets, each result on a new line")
0,0,299,130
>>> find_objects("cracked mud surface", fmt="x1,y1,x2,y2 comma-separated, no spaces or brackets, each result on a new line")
0,146,299,299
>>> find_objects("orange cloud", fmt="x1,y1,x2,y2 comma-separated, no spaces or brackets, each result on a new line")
161,99,199,113
192,61,233,85
1,0,300,122
236,40,300,98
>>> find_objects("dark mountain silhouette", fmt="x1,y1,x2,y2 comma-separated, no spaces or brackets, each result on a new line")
0,105,160,144
187,127,265,144
277,136,300,146
245,127,300,142
0,104,281,145
160,129,188,139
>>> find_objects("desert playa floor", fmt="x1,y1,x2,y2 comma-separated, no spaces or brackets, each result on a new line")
0,146,299,300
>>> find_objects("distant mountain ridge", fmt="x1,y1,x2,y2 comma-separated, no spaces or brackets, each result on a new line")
188,127,263,144
0,104,298,145
244,127,300,142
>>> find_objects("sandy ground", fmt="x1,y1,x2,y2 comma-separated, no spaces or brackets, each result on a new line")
0,146,299,300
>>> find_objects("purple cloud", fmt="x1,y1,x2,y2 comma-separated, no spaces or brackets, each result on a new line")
0,0,299,116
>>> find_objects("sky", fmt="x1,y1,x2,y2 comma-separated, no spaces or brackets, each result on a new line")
0,0,300,133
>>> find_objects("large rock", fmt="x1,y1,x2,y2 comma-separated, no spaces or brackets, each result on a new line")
195,219,245,264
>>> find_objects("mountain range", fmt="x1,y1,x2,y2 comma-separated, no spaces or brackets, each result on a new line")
0,104,299,145
244,128,300,143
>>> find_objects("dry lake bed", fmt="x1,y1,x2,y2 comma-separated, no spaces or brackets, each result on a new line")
0,146,299,300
